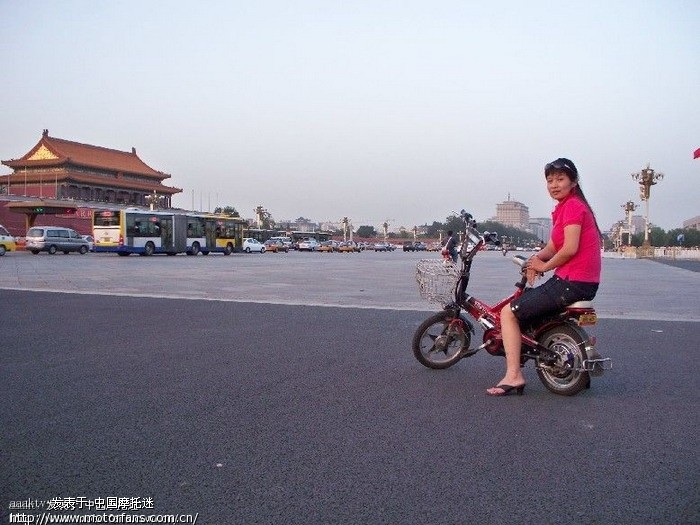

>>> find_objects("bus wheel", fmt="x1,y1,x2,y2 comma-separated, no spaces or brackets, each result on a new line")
202,251,210,255
144,242,155,256
190,242,200,256
224,244,233,255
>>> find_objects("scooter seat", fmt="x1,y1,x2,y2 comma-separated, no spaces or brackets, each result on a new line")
568,300,594,309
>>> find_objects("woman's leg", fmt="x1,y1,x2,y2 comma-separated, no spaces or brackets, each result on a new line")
486,304,526,394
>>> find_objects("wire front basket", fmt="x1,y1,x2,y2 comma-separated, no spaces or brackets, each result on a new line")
416,259,459,305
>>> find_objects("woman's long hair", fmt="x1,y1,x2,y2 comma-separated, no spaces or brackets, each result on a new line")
572,183,602,239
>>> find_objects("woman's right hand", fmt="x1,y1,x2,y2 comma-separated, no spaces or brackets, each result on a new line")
526,256,545,285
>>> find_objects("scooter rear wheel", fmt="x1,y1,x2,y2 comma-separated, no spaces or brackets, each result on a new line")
536,324,590,396
412,311,470,369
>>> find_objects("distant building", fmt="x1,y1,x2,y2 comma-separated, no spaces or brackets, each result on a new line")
0,130,181,207
683,215,700,230
529,217,552,243
631,215,646,234
0,130,182,235
276,218,320,232
495,196,530,230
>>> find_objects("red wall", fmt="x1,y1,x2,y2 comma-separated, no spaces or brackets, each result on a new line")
0,200,93,237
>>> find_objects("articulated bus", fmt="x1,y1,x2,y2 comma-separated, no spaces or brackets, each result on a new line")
243,228,279,244
93,208,245,256
184,213,245,255
289,231,332,243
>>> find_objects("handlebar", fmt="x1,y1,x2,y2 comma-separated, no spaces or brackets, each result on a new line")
458,209,500,260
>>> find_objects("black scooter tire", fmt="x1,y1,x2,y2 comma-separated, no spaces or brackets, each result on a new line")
536,324,591,396
412,311,470,369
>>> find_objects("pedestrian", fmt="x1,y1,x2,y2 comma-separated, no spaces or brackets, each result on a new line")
443,230,458,263
487,158,602,396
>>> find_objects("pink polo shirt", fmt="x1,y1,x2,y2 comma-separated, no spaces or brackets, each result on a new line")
550,194,601,283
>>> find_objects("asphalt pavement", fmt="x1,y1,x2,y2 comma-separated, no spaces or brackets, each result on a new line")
1,250,698,524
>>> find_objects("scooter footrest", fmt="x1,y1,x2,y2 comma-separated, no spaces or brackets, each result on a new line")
582,357,613,375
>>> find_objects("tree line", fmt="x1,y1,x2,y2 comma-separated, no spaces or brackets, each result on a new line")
215,205,699,248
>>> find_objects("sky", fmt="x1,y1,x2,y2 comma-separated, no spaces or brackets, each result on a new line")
1,0,698,232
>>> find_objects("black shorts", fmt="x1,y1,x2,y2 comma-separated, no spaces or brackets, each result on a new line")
510,275,598,325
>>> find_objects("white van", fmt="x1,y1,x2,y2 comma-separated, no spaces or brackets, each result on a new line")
25,226,90,255
0,225,16,256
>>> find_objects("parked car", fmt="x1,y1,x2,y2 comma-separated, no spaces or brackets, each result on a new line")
373,242,391,252
269,236,293,249
242,238,266,253
297,238,320,251
25,226,90,255
264,239,288,253
26,226,90,255
414,242,428,251
402,241,415,252
338,241,359,253
318,241,335,253
0,225,17,256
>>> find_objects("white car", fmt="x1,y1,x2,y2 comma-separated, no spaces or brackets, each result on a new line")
297,238,320,251
0,225,17,256
242,238,266,253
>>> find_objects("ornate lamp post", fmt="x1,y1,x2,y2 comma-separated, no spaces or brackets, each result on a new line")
621,200,637,245
341,217,349,242
631,165,663,247
612,221,625,250
145,191,161,210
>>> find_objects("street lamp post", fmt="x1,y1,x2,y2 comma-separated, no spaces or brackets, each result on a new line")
631,164,664,247
621,200,637,245
341,217,349,242
145,191,161,210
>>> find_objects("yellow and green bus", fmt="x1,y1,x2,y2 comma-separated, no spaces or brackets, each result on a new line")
93,208,245,256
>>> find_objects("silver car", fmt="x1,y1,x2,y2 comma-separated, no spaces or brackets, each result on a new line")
25,226,91,255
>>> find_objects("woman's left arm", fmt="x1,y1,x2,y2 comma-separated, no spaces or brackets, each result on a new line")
529,224,581,273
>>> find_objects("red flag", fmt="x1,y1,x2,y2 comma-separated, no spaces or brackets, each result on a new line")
695,147,700,159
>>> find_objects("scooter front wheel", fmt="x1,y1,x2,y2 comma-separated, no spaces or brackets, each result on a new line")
412,311,471,369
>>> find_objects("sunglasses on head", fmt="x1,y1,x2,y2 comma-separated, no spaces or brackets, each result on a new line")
545,160,576,175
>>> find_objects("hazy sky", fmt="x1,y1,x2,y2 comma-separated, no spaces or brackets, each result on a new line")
1,0,698,231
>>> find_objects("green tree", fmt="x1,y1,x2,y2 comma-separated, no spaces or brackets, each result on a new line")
478,221,539,246
425,221,445,238
443,214,464,234
260,210,275,229
665,228,700,247
356,225,377,238
213,205,240,217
